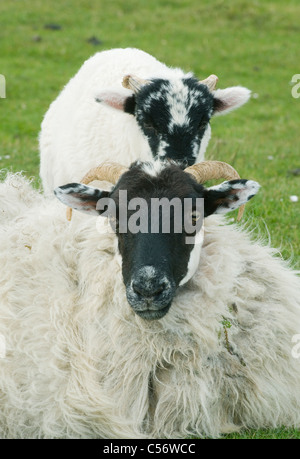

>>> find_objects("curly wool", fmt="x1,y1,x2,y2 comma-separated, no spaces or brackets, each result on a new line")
0,174,300,438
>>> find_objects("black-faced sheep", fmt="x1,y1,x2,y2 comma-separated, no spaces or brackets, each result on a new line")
0,161,299,439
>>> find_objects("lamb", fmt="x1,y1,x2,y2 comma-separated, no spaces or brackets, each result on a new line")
39,48,251,196
0,160,299,439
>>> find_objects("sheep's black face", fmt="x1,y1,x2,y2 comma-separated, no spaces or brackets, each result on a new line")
55,162,260,321
110,163,204,320
131,78,214,166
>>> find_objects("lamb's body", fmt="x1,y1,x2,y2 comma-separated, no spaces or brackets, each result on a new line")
39,48,250,196
40,49,193,195
0,174,300,438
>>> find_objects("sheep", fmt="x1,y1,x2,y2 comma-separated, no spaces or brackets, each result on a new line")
39,48,251,196
0,160,300,439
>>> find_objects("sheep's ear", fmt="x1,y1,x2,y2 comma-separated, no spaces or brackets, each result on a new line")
95,90,136,114
213,86,251,116
203,179,260,217
54,183,110,216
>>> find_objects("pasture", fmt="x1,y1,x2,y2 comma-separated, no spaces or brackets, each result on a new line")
0,0,299,439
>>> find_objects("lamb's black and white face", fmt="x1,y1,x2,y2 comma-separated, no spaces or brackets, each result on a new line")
96,76,251,166
55,162,259,321
132,78,214,166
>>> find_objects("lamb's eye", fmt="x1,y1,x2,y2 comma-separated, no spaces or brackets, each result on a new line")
144,121,157,132
198,120,207,131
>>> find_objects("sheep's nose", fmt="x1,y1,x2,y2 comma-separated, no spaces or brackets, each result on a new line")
132,280,166,299
127,266,176,320
131,266,170,301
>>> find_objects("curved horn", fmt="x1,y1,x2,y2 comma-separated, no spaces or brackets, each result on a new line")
66,161,128,221
122,74,151,93
185,160,245,221
185,160,240,182
79,162,128,186
123,73,217,93
199,74,218,91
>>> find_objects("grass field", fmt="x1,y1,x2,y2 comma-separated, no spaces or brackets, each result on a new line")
0,0,299,439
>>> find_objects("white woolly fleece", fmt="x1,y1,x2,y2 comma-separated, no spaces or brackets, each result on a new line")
0,174,300,439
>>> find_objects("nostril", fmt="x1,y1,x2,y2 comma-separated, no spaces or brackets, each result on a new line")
153,285,164,296
132,282,144,297
132,281,166,299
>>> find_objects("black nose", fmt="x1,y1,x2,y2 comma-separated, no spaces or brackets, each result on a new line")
132,279,166,299
126,267,176,320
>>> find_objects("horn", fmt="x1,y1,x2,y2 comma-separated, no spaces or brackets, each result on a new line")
122,74,151,93
185,160,245,221
199,74,218,91
66,161,128,221
78,162,128,186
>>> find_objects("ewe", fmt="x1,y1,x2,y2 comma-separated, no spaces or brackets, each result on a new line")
0,160,299,439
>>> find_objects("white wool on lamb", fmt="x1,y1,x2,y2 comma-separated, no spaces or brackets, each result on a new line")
39,48,251,195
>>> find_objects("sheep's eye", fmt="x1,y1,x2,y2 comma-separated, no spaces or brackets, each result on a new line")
109,216,119,231
191,210,201,222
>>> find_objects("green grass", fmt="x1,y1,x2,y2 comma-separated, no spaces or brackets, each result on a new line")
222,427,300,439
0,0,299,439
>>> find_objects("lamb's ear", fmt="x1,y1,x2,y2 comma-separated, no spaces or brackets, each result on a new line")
213,86,251,116
54,183,110,216
203,179,260,217
95,89,136,115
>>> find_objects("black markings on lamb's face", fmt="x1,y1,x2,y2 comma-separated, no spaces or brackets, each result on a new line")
134,78,214,166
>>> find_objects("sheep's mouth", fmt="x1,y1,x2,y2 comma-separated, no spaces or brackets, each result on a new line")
134,304,171,321
126,281,175,320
